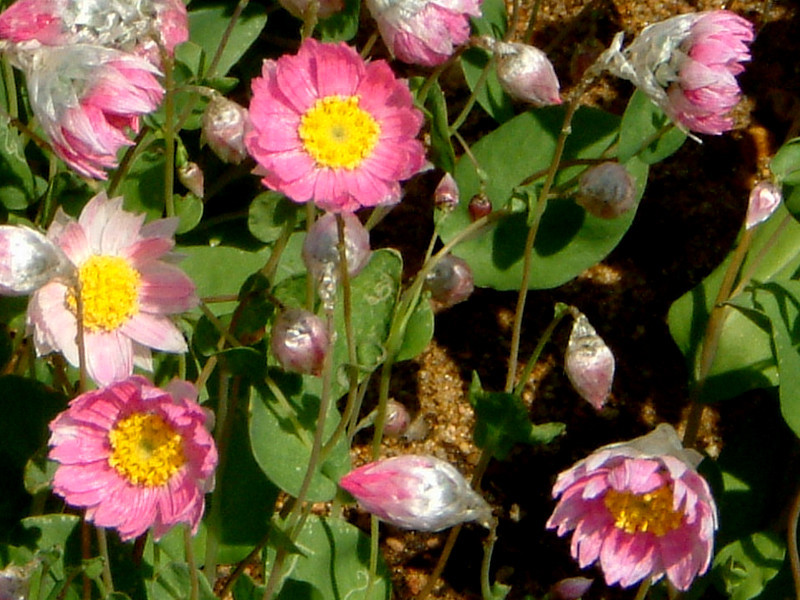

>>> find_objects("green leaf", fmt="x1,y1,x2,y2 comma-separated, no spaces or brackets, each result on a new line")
174,194,204,234
146,562,216,600
460,48,514,124
317,0,361,42
0,115,37,210
188,4,268,78
617,90,687,164
248,192,301,243
712,532,785,600
266,516,391,600
118,142,166,220
396,297,434,362
23,448,58,496
420,79,456,173
770,137,800,185
470,0,506,38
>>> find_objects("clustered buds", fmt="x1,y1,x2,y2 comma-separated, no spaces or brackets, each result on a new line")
424,254,474,308
201,95,250,165
339,454,493,531
564,310,615,411
575,162,637,219
0,225,74,296
270,308,330,376
745,180,782,230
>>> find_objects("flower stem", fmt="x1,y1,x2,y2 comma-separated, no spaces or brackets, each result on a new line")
513,303,571,397
789,482,800,599
184,525,199,600
207,0,249,80
633,579,651,600
163,54,176,218
449,54,494,135
480,521,499,600
96,527,114,595
522,0,543,45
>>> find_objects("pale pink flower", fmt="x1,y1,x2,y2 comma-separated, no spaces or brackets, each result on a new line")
246,39,425,212
366,0,481,66
546,424,718,591
15,44,163,179
745,180,781,230
602,10,753,135
340,454,493,531
48,376,217,541
27,192,197,386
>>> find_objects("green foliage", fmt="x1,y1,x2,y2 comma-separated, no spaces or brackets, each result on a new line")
617,90,687,164
317,0,361,42
712,532,785,600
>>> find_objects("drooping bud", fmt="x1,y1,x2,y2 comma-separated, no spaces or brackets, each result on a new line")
468,193,492,221
425,254,474,308
576,162,636,219
550,577,593,600
178,162,204,198
0,225,74,296
303,212,371,286
564,311,615,411
383,400,411,437
339,454,493,531
483,37,562,106
201,95,250,164
0,560,36,600
434,172,459,212
745,180,782,230
270,308,330,376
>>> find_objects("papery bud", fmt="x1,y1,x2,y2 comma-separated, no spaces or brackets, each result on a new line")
550,577,593,600
576,162,636,219
746,180,782,229
178,162,204,198
0,560,36,600
468,193,492,221
434,172,459,211
0,225,74,296
383,400,411,437
565,311,615,411
202,95,250,164
425,254,474,308
270,308,330,376
489,39,562,106
303,212,371,285
339,454,493,531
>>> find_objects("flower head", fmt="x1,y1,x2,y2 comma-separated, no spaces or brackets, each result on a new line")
270,308,330,376
16,44,164,179
564,310,615,411
366,0,481,66
0,225,74,296
602,10,753,135
202,95,250,165
27,192,197,386
48,376,217,541
546,424,718,591
245,38,426,212
340,454,493,531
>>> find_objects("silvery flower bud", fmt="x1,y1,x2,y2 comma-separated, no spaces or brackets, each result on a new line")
576,162,636,219
425,254,474,308
339,454,493,531
383,400,411,437
551,577,593,600
302,212,371,285
0,225,74,296
270,308,330,376
178,161,204,198
202,95,249,164
434,172,459,211
468,193,492,221
0,560,36,600
745,180,781,230
492,40,562,106
565,311,615,411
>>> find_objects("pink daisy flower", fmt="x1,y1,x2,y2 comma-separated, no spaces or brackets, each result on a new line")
48,376,217,541
27,192,198,386
546,424,717,591
245,38,426,213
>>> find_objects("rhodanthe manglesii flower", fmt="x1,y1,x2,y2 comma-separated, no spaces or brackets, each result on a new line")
366,0,481,66
546,424,718,591
245,38,426,212
27,192,197,386
602,10,753,135
14,44,164,179
48,376,217,541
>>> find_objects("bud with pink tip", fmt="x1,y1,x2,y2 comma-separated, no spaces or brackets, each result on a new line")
434,172,459,212
340,454,493,531
201,95,250,165
576,162,636,219
479,37,561,106
745,180,781,230
425,254,474,308
383,400,411,437
0,225,74,296
303,212,371,286
270,308,330,376
550,577,593,600
178,162,204,198
564,311,614,411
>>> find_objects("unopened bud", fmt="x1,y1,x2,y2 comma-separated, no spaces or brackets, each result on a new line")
550,577,593,600
202,95,249,164
434,172,459,211
383,400,411,437
425,254,474,308
270,308,330,376
178,161,204,198
468,193,492,221
0,225,74,296
0,560,36,600
745,180,781,229
339,454,493,531
303,212,371,285
576,162,636,219
565,311,614,411
492,40,562,106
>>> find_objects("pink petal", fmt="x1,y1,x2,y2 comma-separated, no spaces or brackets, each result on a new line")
120,312,188,353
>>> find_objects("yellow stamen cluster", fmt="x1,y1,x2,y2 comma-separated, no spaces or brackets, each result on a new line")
67,255,141,332
108,412,186,487
603,485,683,537
298,95,381,170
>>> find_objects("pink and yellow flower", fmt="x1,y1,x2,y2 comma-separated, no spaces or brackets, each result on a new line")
546,424,717,591
27,192,197,386
48,376,217,541
245,38,426,212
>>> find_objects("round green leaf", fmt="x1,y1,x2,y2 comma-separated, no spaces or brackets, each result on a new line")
174,194,204,234
617,89,687,164
248,192,301,243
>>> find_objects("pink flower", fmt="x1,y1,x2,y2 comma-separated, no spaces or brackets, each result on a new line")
245,38,425,212
48,376,217,541
546,424,717,591
27,192,198,386
15,44,163,179
339,454,493,531
366,0,481,66
603,10,753,135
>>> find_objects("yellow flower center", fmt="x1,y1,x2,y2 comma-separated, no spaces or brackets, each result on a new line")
603,485,683,537
298,95,381,170
67,255,141,332
108,413,186,487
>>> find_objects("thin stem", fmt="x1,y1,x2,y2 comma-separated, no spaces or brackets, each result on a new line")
75,283,88,393
416,60,451,107
2,56,19,119
96,528,114,595
728,214,792,300
184,525,199,600
360,32,379,58
633,579,651,600
449,55,494,135
306,203,317,309
789,482,800,600
107,127,151,197
260,210,297,282
163,53,176,218
513,303,571,397
206,0,249,80
480,522,498,600
522,0,543,45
